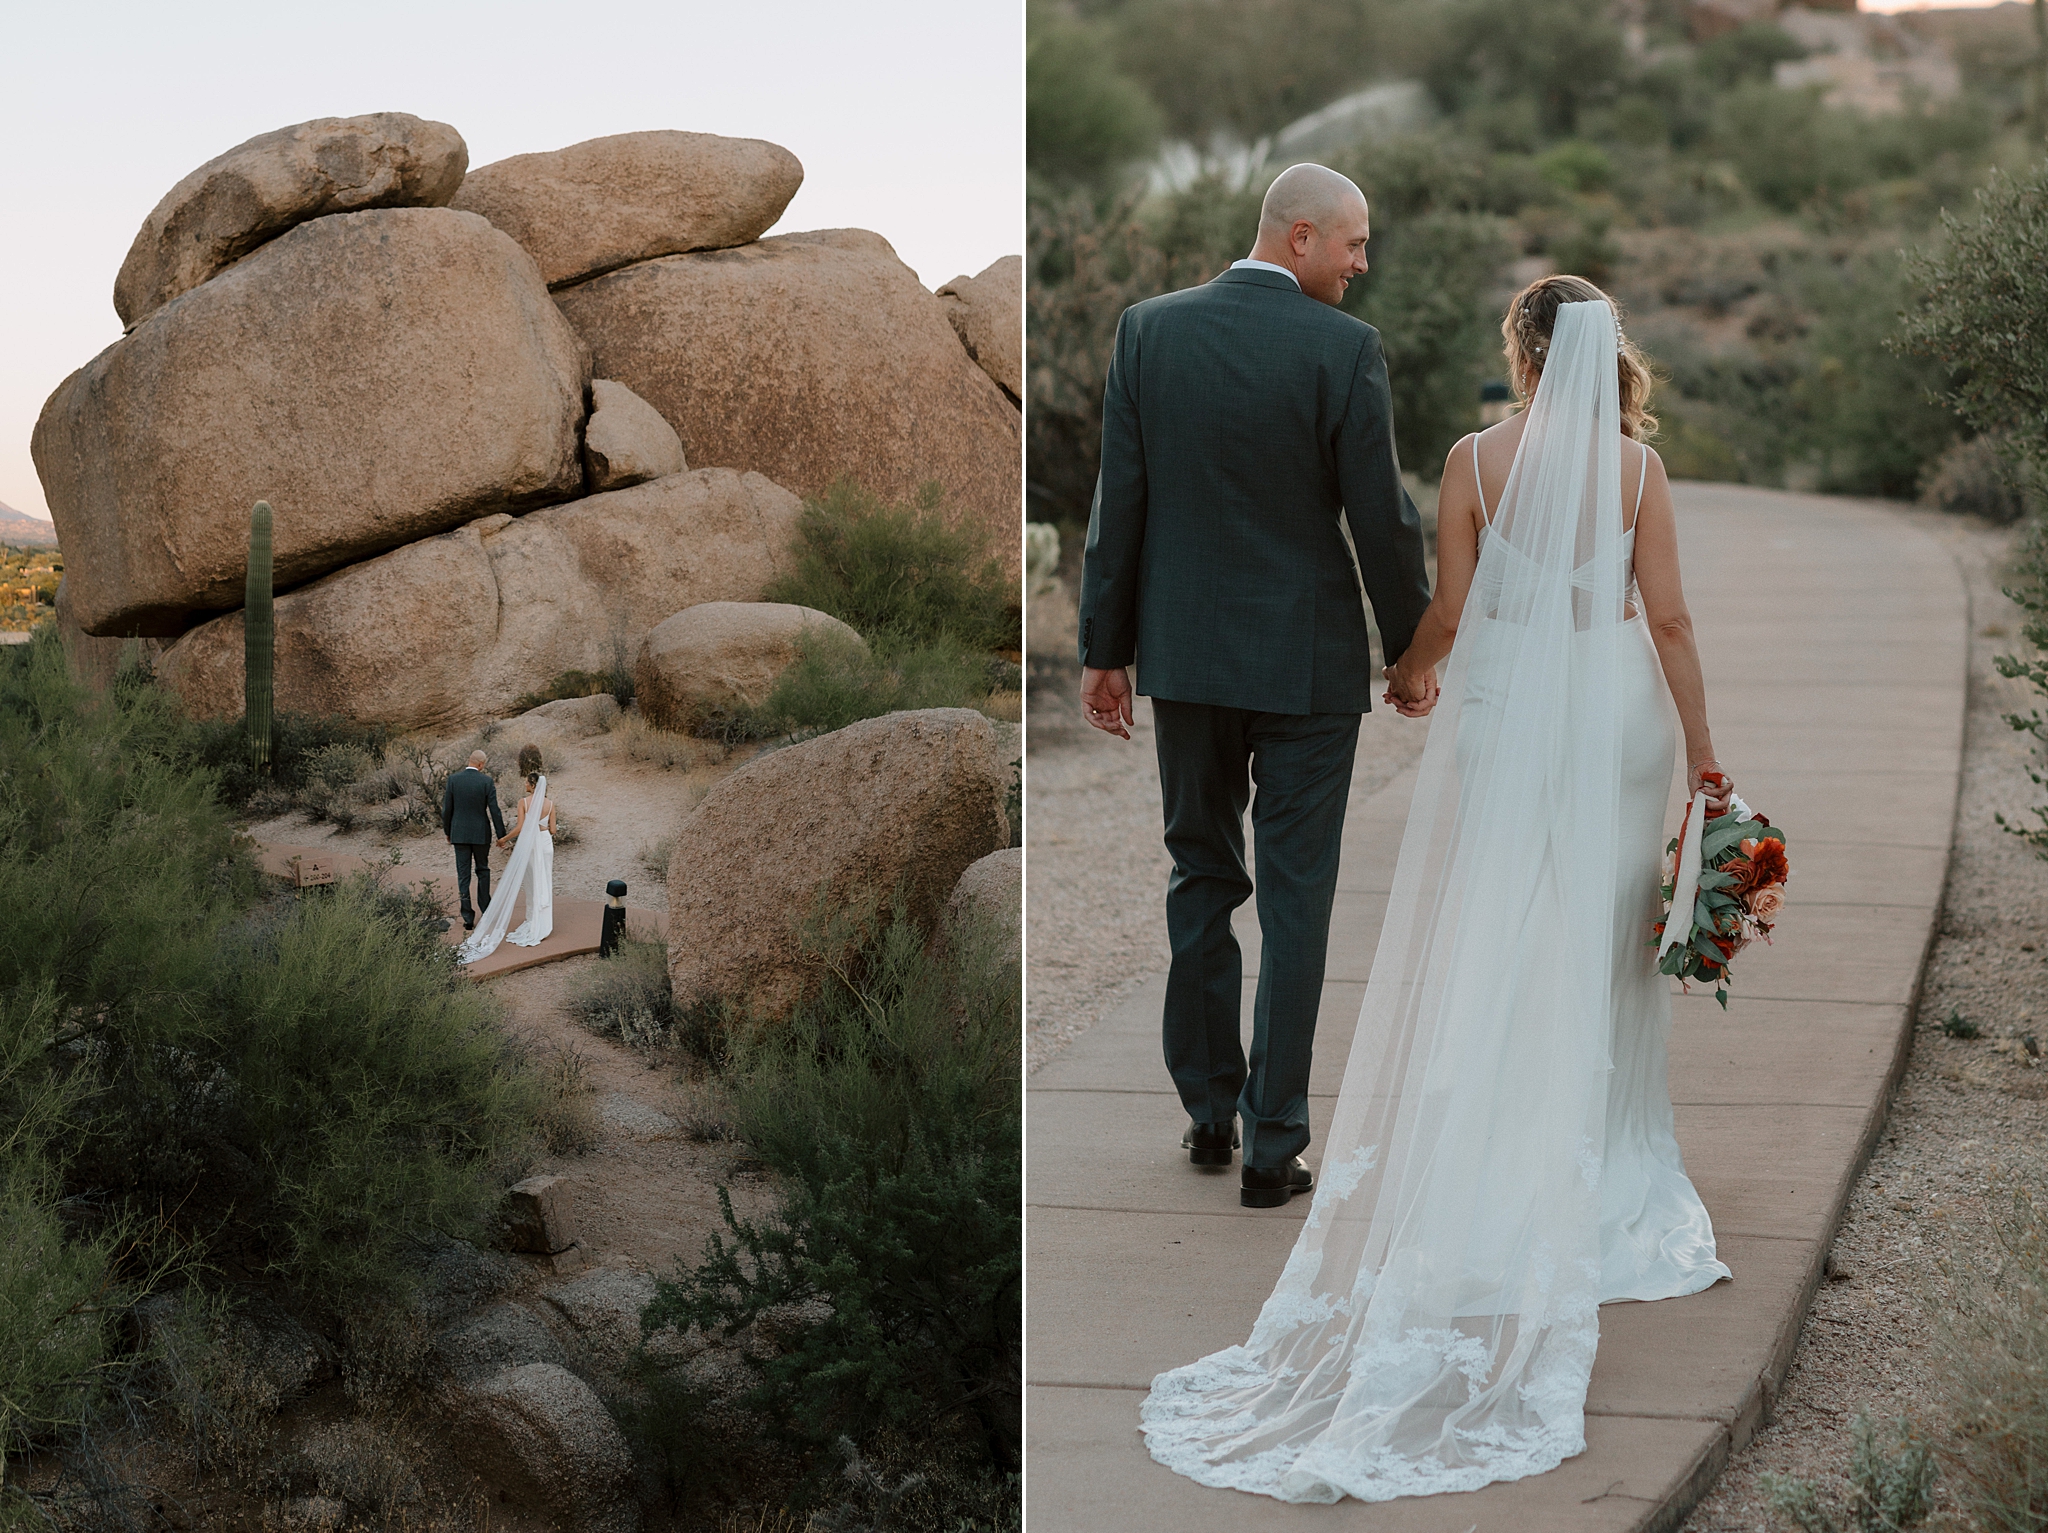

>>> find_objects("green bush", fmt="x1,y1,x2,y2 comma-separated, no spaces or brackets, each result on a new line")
0,628,542,1328
193,878,541,1309
566,934,735,1061
1993,520,2048,858
642,903,1022,1492
1902,160,2048,498
722,628,1000,744
1760,1410,1936,1533
1027,2,1162,186
764,482,1019,655
510,664,635,715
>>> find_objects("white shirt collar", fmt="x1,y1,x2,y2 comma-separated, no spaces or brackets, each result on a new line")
1229,258,1301,287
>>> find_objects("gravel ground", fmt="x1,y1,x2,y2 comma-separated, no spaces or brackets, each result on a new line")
1680,510,2048,1532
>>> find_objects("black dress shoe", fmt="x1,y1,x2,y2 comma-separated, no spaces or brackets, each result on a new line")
1182,1120,1240,1167
1241,1157,1313,1208
462,917,476,932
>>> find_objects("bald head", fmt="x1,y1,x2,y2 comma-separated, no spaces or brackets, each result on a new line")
1258,163,1368,241
469,751,488,768
1248,163,1372,307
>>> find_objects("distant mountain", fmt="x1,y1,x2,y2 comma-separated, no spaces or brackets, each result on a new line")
0,502,58,549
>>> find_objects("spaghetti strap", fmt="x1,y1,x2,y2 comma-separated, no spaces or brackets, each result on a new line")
1630,443,1649,528
1473,434,1491,527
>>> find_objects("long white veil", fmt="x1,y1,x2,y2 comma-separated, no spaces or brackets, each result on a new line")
457,772,547,965
1141,301,1632,1500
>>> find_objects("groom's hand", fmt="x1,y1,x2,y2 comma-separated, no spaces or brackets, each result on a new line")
1080,666,1134,740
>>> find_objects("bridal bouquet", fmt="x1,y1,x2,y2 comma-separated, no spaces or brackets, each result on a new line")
1652,776,1790,1008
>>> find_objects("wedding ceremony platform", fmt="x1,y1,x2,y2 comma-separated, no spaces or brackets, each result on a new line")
254,842,666,980
1025,484,1969,1531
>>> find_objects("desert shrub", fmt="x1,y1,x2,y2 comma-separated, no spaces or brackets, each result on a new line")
1934,1174,2048,1528
614,712,701,770
1923,436,2033,524
0,630,542,1329
736,629,999,743
179,707,389,810
1026,1,1162,186
764,482,1018,655
567,935,733,1061
191,878,541,1310
1994,519,2048,858
1760,1410,1937,1533
643,902,1022,1497
1902,160,2048,495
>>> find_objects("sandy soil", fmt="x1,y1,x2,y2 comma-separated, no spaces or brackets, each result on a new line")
1680,512,2048,1531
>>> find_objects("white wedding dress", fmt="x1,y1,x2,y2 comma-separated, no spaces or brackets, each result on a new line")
1140,302,1729,1502
456,775,555,964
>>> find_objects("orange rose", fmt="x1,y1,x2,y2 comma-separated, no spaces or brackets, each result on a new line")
1740,837,1789,887
1749,883,1785,922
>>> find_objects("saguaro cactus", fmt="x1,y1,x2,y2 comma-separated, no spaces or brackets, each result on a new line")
245,500,274,775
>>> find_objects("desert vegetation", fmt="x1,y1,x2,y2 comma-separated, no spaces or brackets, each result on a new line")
0,628,549,1525
1028,0,2048,534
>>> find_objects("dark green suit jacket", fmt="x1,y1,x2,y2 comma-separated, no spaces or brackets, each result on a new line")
1077,267,1431,714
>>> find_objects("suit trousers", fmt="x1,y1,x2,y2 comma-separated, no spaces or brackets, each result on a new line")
1152,699,1361,1170
453,842,493,923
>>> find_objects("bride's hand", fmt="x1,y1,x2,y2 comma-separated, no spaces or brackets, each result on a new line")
1690,760,1735,814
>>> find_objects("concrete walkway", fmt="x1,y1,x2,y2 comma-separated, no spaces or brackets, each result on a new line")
256,842,665,979
1024,484,1969,1532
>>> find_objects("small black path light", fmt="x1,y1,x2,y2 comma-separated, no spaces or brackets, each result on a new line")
599,879,628,958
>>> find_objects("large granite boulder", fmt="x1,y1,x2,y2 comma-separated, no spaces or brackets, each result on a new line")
937,255,1022,404
154,469,801,733
666,708,1009,1019
947,846,1022,951
449,130,802,289
114,113,469,329
36,207,588,638
554,228,1021,577
443,1363,637,1533
634,601,865,732
583,379,685,491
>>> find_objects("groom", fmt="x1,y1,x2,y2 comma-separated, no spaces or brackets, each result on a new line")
1078,163,1434,1208
441,750,507,932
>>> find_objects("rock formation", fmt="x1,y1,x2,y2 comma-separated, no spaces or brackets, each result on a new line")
582,379,686,491
947,846,1023,949
38,208,589,637
114,113,469,329
555,228,1021,576
35,112,1023,732
633,601,865,732
154,470,800,733
444,1362,637,1533
937,255,1023,404
665,708,1010,1018
449,130,802,288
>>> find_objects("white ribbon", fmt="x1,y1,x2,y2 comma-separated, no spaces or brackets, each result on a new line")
1659,790,1708,962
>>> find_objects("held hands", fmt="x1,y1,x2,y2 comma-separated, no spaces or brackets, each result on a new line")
1382,662,1440,719
1081,665,1135,740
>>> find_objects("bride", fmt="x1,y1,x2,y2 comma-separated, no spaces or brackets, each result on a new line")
456,755,557,963
1140,278,1735,1502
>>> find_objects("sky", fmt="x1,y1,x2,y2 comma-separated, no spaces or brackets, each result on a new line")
0,0,1023,523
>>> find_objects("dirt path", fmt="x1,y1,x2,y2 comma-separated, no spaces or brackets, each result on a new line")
1679,510,2048,1531
486,957,773,1277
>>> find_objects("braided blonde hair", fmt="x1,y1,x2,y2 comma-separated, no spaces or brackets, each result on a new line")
1501,274,1658,443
